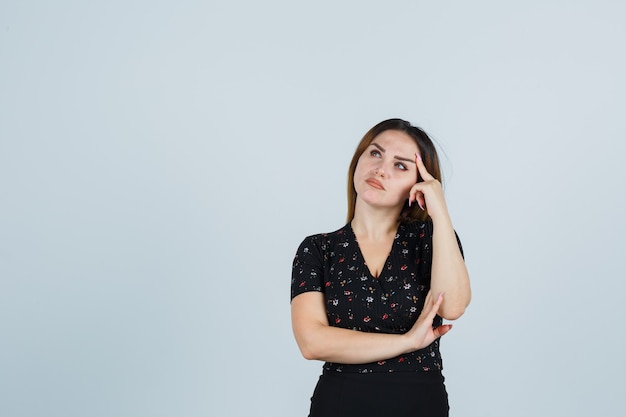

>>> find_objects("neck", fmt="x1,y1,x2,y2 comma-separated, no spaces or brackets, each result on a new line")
351,200,401,241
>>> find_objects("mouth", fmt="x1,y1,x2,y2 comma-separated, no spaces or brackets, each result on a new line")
365,178,385,190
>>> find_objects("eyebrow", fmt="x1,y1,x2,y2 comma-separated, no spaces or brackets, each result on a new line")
371,142,416,164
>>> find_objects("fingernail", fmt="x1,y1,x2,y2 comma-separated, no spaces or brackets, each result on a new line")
408,199,412,207
418,202,425,211
415,153,422,161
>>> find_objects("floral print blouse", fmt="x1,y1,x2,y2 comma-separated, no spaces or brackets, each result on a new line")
291,221,463,374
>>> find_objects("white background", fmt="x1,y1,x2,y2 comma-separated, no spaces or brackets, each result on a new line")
1,1,625,416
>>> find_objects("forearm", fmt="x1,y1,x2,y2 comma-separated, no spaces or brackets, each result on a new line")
292,290,448,364
295,322,414,364
430,215,471,319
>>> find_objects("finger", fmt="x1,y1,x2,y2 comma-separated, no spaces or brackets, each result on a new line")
415,153,435,182
408,186,426,211
423,290,433,307
416,192,425,211
409,186,418,203
433,291,444,310
433,324,453,339
416,290,434,320
422,291,444,323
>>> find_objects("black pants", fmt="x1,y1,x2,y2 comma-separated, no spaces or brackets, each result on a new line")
308,371,449,417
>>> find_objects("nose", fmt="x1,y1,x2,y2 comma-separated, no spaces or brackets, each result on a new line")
375,167,385,178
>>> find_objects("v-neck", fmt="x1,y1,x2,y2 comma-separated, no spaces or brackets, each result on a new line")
349,224,399,279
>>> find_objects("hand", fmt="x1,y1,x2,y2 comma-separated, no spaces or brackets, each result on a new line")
404,291,452,351
408,153,449,222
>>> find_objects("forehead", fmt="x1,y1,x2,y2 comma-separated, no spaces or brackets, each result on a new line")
370,130,418,152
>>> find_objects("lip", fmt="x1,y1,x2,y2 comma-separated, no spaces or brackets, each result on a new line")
365,178,385,190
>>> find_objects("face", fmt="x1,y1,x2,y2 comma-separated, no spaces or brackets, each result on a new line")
353,129,420,210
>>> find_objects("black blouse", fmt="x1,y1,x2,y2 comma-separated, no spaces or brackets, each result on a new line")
291,221,462,373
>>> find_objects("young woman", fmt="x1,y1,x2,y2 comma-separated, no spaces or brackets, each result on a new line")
290,118,471,417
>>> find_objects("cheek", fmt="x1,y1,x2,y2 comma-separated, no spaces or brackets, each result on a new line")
396,179,416,196
354,158,371,177
352,164,363,188
356,154,370,167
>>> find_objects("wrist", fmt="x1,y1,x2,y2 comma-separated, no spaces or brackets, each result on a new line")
399,330,417,354
429,211,452,227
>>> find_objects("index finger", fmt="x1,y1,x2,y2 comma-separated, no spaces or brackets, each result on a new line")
422,291,444,323
415,153,435,181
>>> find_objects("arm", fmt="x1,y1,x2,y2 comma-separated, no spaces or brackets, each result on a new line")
410,153,471,320
429,214,471,319
291,291,450,363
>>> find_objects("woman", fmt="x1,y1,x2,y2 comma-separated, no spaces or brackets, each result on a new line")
290,118,471,417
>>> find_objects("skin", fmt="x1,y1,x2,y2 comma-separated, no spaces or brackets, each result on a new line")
291,129,471,364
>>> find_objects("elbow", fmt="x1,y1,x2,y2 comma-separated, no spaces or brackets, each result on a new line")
440,307,465,321
439,299,470,320
295,333,325,361
293,320,330,361
300,347,318,361
440,289,471,320
299,343,323,361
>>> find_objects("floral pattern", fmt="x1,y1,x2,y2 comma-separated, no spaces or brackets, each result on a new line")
291,221,463,373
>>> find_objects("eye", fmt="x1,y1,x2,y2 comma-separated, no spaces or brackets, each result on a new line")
395,162,408,171
370,150,381,158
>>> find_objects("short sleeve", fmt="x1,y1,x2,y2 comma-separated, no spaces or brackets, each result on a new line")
418,222,464,281
291,235,325,301
455,230,464,258
424,220,464,257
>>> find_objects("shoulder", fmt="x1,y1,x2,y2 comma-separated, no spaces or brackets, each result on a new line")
297,224,352,251
291,225,351,298
398,220,430,237
400,220,464,257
